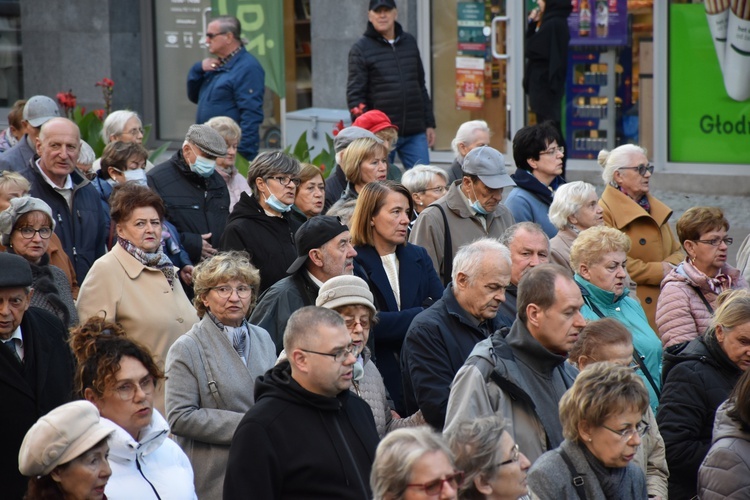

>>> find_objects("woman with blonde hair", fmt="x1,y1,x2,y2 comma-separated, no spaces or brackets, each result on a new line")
547,180,603,273
657,206,747,347
528,362,649,498
371,427,462,500
291,162,325,224
598,144,683,329
166,251,275,499
658,288,750,499
568,318,669,499
337,137,389,204
571,225,663,413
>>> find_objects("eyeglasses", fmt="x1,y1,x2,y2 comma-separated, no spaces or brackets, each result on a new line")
113,375,155,401
695,237,733,247
205,31,227,39
539,146,565,156
619,163,654,176
210,285,253,299
300,343,360,363
121,127,144,137
266,175,302,187
601,421,650,441
420,185,448,195
344,316,370,330
494,443,521,467
16,227,53,240
407,471,465,495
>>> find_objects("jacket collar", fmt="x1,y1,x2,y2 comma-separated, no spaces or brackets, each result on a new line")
506,318,569,373
574,273,628,306
443,284,494,334
354,244,419,312
509,168,564,205
103,410,169,463
600,185,673,229
442,179,506,224
364,20,404,42
111,241,173,280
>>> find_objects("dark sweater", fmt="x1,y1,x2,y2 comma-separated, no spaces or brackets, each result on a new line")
223,362,378,499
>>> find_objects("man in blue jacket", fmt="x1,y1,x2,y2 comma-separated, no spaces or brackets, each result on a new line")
21,118,107,282
187,15,264,161
0,95,60,173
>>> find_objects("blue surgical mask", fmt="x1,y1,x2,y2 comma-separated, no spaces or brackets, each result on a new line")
123,168,148,186
470,184,489,215
189,146,216,178
263,191,292,213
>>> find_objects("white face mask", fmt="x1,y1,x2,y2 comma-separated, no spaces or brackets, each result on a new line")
123,168,148,186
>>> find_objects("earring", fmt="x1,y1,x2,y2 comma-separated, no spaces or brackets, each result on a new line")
419,202,424,206
588,438,592,442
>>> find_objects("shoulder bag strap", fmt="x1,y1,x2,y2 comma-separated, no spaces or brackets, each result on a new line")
191,334,224,407
632,347,661,400
559,449,587,500
690,285,714,315
433,204,453,286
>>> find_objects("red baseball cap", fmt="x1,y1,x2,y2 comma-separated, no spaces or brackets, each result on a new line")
352,110,398,134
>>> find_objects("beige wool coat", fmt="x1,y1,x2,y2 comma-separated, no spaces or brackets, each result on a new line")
76,243,198,414
599,185,684,331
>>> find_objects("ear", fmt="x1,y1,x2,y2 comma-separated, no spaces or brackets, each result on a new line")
457,142,470,157
200,293,211,311
255,176,266,192
716,324,725,343
50,467,64,483
683,240,696,260
289,348,310,374
578,262,592,281
308,248,325,268
577,354,591,370
568,214,579,226
83,387,100,407
35,136,42,153
411,192,422,206
473,475,494,495
526,157,538,170
525,303,543,328
454,271,470,291
578,420,593,443
114,222,125,240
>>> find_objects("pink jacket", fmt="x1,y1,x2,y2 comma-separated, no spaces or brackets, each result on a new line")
217,166,251,212
656,260,747,347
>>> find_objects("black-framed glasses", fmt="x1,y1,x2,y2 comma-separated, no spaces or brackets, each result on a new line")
210,285,252,299
407,471,465,495
205,31,227,39
266,175,301,187
420,185,448,195
540,146,565,156
619,163,654,176
113,375,155,401
695,237,733,247
300,343,360,363
16,227,53,240
494,443,521,467
601,421,649,441
343,317,370,330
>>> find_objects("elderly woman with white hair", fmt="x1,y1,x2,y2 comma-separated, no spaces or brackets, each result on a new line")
400,164,449,226
548,181,603,273
447,120,491,183
93,110,154,172
598,144,683,329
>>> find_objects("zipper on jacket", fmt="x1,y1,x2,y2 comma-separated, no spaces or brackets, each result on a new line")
391,43,408,132
135,456,162,500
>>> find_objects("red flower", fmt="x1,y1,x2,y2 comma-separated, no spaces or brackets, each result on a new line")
95,78,115,89
56,90,77,116
332,119,345,136
319,163,326,171
93,109,105,121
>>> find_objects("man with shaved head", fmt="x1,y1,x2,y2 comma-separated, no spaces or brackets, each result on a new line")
21,117,108,280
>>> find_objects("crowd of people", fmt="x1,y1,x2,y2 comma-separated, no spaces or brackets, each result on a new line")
2,3,750,500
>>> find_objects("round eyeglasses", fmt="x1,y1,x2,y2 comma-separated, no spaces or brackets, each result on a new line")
210,285,253,299
601,421,650,441
16,227,53,240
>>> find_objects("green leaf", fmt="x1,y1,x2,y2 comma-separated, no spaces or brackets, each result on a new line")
235,153,250,177
292,130,311,163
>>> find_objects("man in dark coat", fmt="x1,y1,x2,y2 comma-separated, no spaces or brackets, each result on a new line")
0,253,74,500
400,238,512,429
250,216,357,353
21,117,107,282
0,95,60,173
224,307,379,499
347,0,435,170
187,15,264,161
147,124,229,265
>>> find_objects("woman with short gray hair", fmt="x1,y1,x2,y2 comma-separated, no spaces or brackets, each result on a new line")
220,150,302,293
447,120,491,183
401,164,448,219
547,181,603,273
94,110,154,172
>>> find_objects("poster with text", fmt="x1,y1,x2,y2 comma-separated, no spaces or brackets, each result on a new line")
456,56,485,110
669,3,750,164
457,2,486,58
568,0,628,47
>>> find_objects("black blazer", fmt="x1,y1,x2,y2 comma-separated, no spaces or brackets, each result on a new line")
0,307,74,500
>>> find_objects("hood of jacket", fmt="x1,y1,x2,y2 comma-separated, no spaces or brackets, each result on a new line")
254,360,350,412
662,334,741,382
712,400,750,444
103,409,170,464
227,190,293,226
364,19,404,42
506,318,570,373
509,168,564,206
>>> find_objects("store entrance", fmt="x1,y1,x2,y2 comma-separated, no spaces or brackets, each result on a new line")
425,1,525,159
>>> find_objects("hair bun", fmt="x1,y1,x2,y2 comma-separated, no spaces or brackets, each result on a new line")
597,149,611,169
68,315,128,365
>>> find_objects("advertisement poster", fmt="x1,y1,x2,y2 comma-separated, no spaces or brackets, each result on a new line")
456,56,485,110
669,3,750,164
457,2,486,58
568,0,628,46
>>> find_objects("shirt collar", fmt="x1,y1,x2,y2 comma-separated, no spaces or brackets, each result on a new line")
35,159,73,190
307,270,325,288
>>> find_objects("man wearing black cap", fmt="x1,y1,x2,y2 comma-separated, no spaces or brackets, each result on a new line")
0,253,73,499
250,215,357,353
148,124,230,265
347,0,435,170
410,145,516,285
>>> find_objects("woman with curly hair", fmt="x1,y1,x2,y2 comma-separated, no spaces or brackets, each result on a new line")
71,316,197,500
